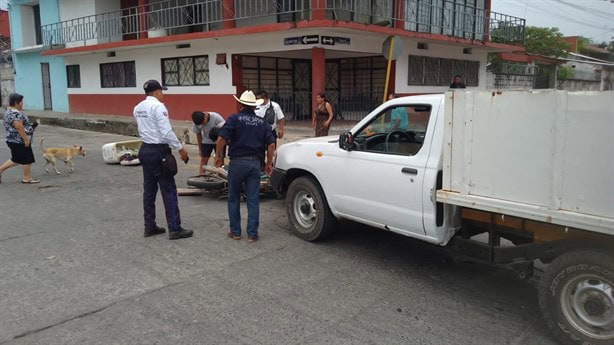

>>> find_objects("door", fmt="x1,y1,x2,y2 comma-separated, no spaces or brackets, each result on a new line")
41,63,52,110
325,100,440,236
292,60,311,120
325,61,340,119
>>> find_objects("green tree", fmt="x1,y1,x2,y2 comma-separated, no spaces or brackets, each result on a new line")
523,26,571,57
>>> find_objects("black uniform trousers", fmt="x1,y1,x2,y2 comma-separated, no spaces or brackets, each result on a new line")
138,143,181,232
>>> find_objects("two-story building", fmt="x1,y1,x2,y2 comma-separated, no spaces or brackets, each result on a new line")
9,0,525,120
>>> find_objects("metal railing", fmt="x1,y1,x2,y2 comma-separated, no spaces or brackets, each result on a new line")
265,89,381,121
41,0,525,48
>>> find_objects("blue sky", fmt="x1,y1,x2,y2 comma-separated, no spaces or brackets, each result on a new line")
491,0,614,43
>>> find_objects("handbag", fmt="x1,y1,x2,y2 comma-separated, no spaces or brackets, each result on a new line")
161,150,178,177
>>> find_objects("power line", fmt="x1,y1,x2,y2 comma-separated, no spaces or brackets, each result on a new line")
498,0,611,31
549,0,613,21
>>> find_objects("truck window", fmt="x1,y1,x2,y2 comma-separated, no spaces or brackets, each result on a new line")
352,104,431,156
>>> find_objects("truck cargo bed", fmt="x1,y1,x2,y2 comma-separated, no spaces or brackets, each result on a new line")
437,90,614,236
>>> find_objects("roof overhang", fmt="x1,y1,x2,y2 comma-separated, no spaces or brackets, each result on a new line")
42,20,525,57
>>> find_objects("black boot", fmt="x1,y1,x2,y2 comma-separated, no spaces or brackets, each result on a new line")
168,227,194,240
144,225,166,237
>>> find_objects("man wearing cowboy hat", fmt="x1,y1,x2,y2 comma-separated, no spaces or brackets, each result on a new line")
214,90,275,243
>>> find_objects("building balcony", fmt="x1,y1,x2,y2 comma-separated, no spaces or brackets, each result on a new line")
41,0,525,50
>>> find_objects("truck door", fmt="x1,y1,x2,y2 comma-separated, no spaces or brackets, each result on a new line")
327,101,440,237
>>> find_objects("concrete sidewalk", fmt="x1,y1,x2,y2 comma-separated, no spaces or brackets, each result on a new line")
25,109,357,144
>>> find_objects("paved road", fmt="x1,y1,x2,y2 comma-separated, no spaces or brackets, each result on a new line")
0,126,559,345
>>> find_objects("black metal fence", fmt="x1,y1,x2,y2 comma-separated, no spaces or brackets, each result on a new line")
267,89,382,122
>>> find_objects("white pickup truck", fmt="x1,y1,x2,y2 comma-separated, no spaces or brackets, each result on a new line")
271,90,614,345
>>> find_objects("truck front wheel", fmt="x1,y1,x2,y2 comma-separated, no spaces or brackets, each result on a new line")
286,176,336,241
538,250,614,345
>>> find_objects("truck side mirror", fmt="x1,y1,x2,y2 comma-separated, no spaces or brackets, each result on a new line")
339,132,353,151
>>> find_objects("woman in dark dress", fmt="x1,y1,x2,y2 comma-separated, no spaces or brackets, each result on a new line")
312,92,334,137
0,93,39,184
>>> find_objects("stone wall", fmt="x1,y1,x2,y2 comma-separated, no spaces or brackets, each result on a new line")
556,79,601,91
0,61,14,107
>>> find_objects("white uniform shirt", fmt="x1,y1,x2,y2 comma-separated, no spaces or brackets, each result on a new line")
255,101,284,131
133,96,183,150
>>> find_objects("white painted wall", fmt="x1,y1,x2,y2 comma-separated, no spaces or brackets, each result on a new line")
95,0,120,14
60,0,122,47
19,5,36,47
64,30,489,95
59,0,94,21
394,37,488,94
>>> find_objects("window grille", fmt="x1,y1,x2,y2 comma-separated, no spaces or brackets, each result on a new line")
161,55,210,86
66,65,81,88
100,61,136,88
408,55,479,86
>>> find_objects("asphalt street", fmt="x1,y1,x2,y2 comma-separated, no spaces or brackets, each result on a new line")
0,125,559,345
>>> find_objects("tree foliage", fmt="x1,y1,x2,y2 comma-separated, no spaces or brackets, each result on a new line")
523,26,572,58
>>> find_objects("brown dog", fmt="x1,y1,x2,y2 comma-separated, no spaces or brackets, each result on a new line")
40,138,86,174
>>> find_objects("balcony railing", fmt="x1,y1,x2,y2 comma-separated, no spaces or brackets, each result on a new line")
41,0,525,49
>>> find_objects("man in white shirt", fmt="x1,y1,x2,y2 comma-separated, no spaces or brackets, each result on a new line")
255,90,285,144
133,79,192,240
191,110,225,176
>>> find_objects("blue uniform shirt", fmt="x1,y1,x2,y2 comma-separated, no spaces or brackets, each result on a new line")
218,108,276,158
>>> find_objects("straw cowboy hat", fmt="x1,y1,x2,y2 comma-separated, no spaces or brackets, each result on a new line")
233,90,264,107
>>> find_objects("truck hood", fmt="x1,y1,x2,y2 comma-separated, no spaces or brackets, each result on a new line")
278,135,339,152
275,135,339,170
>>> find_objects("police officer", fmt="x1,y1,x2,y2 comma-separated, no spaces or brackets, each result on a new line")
214,90,275,243
133,79,193,240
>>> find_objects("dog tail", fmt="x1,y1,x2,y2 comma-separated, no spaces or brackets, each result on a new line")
40,137,45,153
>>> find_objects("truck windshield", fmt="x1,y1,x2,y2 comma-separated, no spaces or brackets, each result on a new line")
352,104,431,156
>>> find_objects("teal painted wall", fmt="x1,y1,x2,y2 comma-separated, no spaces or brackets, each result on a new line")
13,52,68,112
9,0,68,112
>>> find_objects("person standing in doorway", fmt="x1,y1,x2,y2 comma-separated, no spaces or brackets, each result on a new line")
214,90,275,243
312,92,334,137
133,79,192,240
192,110,225,176
449,75,466,89
0,93,40,184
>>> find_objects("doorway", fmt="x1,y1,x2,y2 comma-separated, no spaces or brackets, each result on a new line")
41,63,52,110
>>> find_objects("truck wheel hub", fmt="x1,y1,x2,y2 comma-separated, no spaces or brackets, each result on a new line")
293,191,317,229
562,274,614,337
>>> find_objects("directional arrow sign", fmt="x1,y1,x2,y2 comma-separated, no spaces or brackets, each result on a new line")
302,35,319,44
321,36,335,45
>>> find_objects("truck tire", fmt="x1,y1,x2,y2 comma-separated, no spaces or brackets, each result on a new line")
286,176,336,241
538,250,614,345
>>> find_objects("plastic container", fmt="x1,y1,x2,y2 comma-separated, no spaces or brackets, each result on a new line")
102,140,142,164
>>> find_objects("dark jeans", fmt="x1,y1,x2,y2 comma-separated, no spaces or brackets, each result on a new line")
138,144,181,232
227,159,261,237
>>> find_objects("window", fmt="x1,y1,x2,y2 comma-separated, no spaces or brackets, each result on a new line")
408,55,479,86
405,0,486,39
100,61,136,88
161,55,209,86
66,65,81,88
351,104,432,156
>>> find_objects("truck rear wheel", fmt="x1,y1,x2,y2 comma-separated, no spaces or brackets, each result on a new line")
538,250,614,345
286,176,336,241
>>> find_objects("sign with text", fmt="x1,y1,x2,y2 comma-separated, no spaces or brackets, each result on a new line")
284,35,351,46
284,37,300,45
